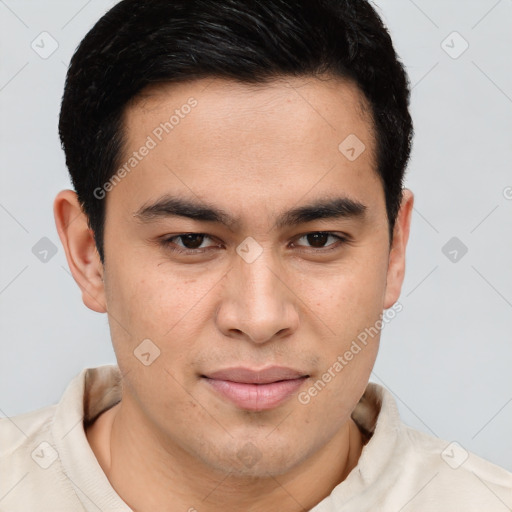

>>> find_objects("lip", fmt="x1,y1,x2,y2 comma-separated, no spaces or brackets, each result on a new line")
202,366,309,411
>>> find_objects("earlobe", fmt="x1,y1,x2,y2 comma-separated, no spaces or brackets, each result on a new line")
53,190,107,313
383,189,414,309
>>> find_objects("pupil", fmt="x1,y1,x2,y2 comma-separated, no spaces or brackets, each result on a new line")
307,232,328,247
182,234,204,249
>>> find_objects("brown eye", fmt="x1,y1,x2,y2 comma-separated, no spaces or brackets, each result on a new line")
294,232,344,249
306,232,329,248
179,234,206,249
160,233,219,254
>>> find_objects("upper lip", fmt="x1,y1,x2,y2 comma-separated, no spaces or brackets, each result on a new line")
203,366,308,384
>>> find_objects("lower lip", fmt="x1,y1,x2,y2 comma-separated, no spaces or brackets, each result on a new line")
204,377,307,411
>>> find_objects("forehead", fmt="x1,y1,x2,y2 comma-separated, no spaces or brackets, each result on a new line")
126,76,374,149
110,76,382,224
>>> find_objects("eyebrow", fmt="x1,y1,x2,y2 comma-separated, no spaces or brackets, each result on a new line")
134,195,367,230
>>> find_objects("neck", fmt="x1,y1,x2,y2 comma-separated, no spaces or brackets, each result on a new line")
86,398,364,512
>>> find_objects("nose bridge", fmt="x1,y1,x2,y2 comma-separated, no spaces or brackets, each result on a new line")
219,241,298,343
237,243,283,310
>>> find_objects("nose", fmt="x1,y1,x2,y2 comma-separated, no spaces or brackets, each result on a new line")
215,246,300,344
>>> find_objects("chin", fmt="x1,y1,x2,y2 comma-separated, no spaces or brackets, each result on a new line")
197,440,305,479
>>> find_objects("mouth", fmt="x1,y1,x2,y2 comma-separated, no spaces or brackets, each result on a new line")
201,366,310,411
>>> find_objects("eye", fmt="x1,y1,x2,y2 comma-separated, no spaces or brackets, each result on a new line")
160,233,220,253
292,232,347,250
159,231,347,256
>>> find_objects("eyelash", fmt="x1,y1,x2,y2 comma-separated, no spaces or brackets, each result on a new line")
159,232,348,255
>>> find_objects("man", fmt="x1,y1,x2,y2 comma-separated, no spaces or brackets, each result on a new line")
1,0,511,510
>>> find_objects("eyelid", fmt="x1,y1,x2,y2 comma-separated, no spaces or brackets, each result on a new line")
159,231,349,255
290,232,348,250
160,233,220,253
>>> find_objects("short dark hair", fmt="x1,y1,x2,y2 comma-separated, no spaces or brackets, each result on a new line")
59,0,413,263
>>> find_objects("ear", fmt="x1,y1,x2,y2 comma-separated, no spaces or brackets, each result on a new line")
383,189,414,309
53,190,107,313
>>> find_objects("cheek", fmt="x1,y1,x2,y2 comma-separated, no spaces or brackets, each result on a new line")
106,260,210,333
303,256,388,332
103,258,227,378
295,253,387,391
103,264,209,415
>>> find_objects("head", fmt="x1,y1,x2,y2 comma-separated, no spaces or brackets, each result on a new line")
55,0,413,478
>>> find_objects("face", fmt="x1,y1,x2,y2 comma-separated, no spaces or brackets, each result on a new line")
62,76,410,477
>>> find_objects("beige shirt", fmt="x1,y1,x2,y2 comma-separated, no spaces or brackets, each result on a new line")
1,365,511,511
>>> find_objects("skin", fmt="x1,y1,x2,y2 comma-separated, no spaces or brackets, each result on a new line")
54,76,413,512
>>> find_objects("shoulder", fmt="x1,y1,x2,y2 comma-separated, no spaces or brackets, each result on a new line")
1,403,56,456
0,405,80,510
396,424,512,510
0,368,100,511
342,383,512,512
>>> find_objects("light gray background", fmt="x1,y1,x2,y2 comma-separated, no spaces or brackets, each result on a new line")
1,0,511,472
